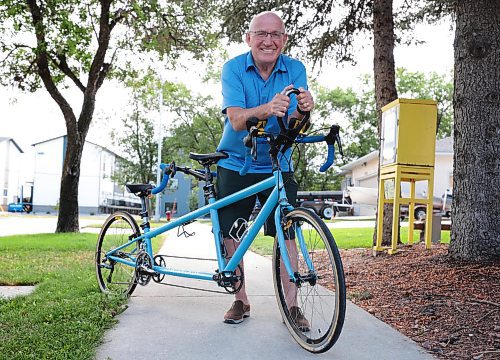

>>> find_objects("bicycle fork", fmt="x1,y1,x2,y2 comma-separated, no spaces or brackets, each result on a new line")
275,203,316,286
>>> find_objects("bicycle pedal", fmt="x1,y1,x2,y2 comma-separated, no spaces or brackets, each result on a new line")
138,266,156,275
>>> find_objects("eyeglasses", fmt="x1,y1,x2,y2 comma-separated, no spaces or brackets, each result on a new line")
249,30,285,39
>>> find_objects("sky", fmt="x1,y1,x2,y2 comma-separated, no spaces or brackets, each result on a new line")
0,20,454,182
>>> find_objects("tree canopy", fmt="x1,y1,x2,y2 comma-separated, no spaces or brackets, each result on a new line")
161,81,224,164
314,68,453,161
111,71,160,185
0,0,223,232
220,0,454,66
0,0,222,91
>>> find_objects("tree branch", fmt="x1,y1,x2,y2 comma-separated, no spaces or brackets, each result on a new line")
49,53,86,92
87,3,99,40
470,299,500,307
86,0,112,93
0,43,33,65
96,48,116,90
79,0,113,136
110,8,128,30
26,0,77,133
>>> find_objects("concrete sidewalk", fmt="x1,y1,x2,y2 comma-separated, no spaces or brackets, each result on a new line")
96,222,435,360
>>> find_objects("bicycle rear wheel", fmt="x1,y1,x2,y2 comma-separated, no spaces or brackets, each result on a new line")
273,207,346,353
95,211,140,296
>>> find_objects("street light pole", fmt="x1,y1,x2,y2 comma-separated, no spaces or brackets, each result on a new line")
154,77,164,221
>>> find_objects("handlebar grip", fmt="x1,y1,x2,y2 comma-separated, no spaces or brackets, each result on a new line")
277,88,306,134
151,174,169,194
151,163,174,195
284,88,301,97
239,148,252,176
295,135,324,143
319,144,335,173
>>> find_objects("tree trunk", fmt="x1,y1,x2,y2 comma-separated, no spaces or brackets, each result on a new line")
56,132,85,232
372,0,399,247
449,0,500,261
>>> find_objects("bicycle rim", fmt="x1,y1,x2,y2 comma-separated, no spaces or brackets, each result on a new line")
273,207,346,353
95,211,140,296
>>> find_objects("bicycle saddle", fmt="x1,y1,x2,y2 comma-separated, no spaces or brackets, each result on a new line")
189,151,228,166
125,183,154,196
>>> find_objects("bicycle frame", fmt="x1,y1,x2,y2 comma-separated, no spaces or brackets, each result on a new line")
104,169,301,284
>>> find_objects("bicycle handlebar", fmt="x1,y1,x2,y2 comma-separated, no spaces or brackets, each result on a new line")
151,162,216,195
294,125,342,173
239,89,343,176
153,90,344,189
151,163,173,195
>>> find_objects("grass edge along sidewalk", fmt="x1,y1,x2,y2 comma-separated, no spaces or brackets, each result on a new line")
251,226,450,256
0,227,448,358
0,233,164,359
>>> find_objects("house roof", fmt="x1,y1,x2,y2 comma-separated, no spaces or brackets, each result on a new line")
339,151,379,172
435,136,453,153
340,136,453,174
0,137,24,153
31,135,122,159
31,135,66,146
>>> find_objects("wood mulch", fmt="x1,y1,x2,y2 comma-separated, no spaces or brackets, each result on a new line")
340,244,500,360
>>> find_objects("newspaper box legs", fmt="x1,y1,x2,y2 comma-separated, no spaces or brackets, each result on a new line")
374,165,435,255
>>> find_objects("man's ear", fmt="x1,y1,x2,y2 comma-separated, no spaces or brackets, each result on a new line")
245,33,251,46
282,34,288,46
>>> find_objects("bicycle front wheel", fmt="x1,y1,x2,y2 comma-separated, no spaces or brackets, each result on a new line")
95,211,140,296
273,207,346,353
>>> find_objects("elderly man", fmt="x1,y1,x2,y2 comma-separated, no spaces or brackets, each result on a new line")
216,11,314,327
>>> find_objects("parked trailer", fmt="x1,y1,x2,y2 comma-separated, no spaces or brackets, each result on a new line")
296,190,353,219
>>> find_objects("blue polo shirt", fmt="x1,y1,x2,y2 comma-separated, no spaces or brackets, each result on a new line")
217,52,308,173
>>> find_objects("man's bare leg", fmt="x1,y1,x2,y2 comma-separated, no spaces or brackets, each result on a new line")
222,237,251,324
280,238,298,308
224,238,249,305
279,238,310,330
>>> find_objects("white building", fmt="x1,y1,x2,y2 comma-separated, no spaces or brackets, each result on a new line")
340,136,453,216
32,136,140,214
0,137,24,208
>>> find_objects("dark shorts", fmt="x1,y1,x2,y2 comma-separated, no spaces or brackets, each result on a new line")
215,167,298,238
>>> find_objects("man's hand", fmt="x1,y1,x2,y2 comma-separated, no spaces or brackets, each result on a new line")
296,87,314,113
268,84,294,118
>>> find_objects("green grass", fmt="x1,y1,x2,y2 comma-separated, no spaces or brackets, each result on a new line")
250,226,450,256
83,217,211,230
0,232,164,359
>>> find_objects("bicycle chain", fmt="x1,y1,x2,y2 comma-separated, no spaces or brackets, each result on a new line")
156,281,234,295
137,253,242,294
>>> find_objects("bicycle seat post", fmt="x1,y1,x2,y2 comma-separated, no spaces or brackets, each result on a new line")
139,195,150,230
203,165,216,201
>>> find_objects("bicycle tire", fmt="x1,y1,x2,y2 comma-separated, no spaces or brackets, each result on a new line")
273,207,346,353
95,211,141,296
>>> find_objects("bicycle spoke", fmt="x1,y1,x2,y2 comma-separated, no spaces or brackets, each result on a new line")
96,212,140,296
273,207,346,353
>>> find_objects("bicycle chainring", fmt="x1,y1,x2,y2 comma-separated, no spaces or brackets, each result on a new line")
135,251,153,286
152,255,166,283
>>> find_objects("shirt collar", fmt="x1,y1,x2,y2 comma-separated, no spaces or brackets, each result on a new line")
245,52,287,74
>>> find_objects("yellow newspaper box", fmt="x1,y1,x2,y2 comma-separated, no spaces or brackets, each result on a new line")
375,98,438,254
380,99,437,167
